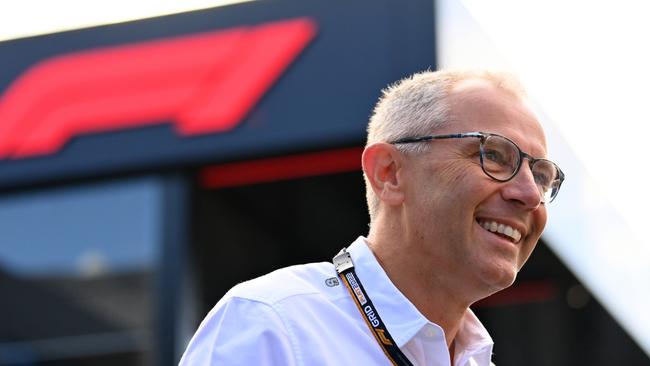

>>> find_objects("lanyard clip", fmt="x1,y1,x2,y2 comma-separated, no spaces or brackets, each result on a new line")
333,248,354,273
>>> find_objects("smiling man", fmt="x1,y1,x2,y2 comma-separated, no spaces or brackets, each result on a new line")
179,70,564,366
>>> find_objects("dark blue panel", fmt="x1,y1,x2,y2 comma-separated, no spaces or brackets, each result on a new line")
0,0,435,189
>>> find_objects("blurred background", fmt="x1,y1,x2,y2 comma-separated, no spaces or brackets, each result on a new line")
1,0,649,365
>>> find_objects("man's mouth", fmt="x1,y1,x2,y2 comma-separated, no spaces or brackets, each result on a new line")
477,220,522,243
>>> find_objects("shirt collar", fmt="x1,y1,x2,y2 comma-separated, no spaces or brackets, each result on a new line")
347,236,428,347
453,308,494,363
346,236,494,353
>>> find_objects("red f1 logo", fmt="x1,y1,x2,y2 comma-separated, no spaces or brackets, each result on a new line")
0,18,317,159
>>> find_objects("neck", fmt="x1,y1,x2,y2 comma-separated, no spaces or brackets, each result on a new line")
366,231,473,349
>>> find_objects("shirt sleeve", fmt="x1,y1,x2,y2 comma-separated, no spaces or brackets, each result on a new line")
178,296,298,366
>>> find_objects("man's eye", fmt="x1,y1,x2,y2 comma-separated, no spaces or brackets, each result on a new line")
534,172,552,187
484,149,506,164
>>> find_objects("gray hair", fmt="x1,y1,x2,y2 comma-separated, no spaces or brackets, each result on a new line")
364,69,527,223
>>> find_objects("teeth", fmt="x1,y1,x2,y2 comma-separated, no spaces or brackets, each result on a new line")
479,220,522,243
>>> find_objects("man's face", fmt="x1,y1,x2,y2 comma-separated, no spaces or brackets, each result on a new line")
401,79,548,296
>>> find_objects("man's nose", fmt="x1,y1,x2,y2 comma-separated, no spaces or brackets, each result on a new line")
501,163,542,209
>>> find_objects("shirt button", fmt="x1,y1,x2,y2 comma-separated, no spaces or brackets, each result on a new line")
424,328,436,338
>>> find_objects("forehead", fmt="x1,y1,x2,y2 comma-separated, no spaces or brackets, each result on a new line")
447,79,547,157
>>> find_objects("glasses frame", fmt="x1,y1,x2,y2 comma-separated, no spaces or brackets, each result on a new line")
390,131,565,203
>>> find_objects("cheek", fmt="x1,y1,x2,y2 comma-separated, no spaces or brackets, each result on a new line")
537,208,549,234
429,161,481,197
519,210,548,267
440,160,475,183
407,160,491,233
517,239,539,270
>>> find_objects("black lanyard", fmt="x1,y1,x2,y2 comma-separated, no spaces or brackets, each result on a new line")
333,248,414,366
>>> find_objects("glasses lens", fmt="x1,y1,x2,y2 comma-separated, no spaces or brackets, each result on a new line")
481,135,520,180
532,160,562,202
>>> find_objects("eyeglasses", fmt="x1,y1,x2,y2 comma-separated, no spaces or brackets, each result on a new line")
390,131,565,203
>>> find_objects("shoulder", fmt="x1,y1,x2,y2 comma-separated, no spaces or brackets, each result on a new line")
180,293,297,365
225,261,343,305
179,262,346,365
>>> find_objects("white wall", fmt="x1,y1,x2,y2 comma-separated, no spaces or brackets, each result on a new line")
437,0,650,356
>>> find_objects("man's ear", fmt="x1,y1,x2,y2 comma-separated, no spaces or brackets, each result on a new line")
362,143,406,206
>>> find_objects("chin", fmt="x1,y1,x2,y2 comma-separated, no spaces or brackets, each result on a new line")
479,263,518,295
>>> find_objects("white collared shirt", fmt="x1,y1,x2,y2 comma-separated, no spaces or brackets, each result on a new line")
179,237,495,366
